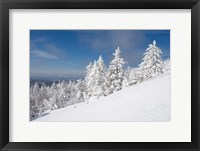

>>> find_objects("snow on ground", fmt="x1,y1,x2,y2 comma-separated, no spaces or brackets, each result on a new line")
33,74,170,122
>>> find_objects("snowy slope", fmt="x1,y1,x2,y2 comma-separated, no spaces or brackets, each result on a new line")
33,74,170,122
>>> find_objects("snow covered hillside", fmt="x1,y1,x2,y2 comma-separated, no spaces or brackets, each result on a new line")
33,74,170,122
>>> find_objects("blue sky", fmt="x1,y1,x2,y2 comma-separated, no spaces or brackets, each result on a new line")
30,30,170,78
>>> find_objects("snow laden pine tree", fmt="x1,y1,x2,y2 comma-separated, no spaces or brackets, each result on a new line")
139,40,164,80
86,56,107,100
85,62,93,100
107,46,126,94
85,62,93,83
93,55,107,98
74,79,87,104
123,66,138,88
86,60,97,100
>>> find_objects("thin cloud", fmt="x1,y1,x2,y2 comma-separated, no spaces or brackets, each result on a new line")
78,30,148,66
79,30,145,50
45,43,59,50
44,43,65,58
31,37,46,43
30,35,65,58
31,50,58,59
65,62,83,69
30,59,40,65
78,31,111,52
31,40,65,60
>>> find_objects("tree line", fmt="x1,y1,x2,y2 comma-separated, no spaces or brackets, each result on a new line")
30,40,170,120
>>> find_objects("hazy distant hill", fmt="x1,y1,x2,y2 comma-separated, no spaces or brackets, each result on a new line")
30,76,84,87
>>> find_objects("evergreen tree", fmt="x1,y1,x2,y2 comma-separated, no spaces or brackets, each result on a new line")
38,86,51,113
30,83,40,119
65,80,77,106
139,40,164,80
93,55,107,98
85,62,93,99
163,58,170,74
122,66,138,88
107,46,126,93
85,62,93,82
75,79,87,103
86,60,98,99
85,56,108,100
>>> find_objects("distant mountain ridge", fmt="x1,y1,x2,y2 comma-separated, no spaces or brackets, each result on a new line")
30,76,84,87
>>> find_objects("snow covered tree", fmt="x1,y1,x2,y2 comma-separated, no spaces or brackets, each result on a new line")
85,62,93,99
123,66,138,88
49,82,59,109
107,46,126,93
92,55,107,98
163,58,170,74
139,40,164,80
55,81,68,108
75,79,87,103
85,62,93,82
30,83,52,120
86,60,98,99
65,80,77,106
85,55,108,101
30,83,40,119
133,68,144,84
38,86,51,114
122,67,130,88
30,77,88,120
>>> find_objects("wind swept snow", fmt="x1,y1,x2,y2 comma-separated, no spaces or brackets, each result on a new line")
33,74,170,122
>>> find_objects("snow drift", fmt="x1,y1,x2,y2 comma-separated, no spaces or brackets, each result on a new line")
33,74,170,122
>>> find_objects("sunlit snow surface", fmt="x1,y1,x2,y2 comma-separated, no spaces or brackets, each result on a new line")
33,74,170,122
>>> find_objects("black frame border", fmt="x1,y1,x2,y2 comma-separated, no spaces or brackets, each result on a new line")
0,0,199,151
